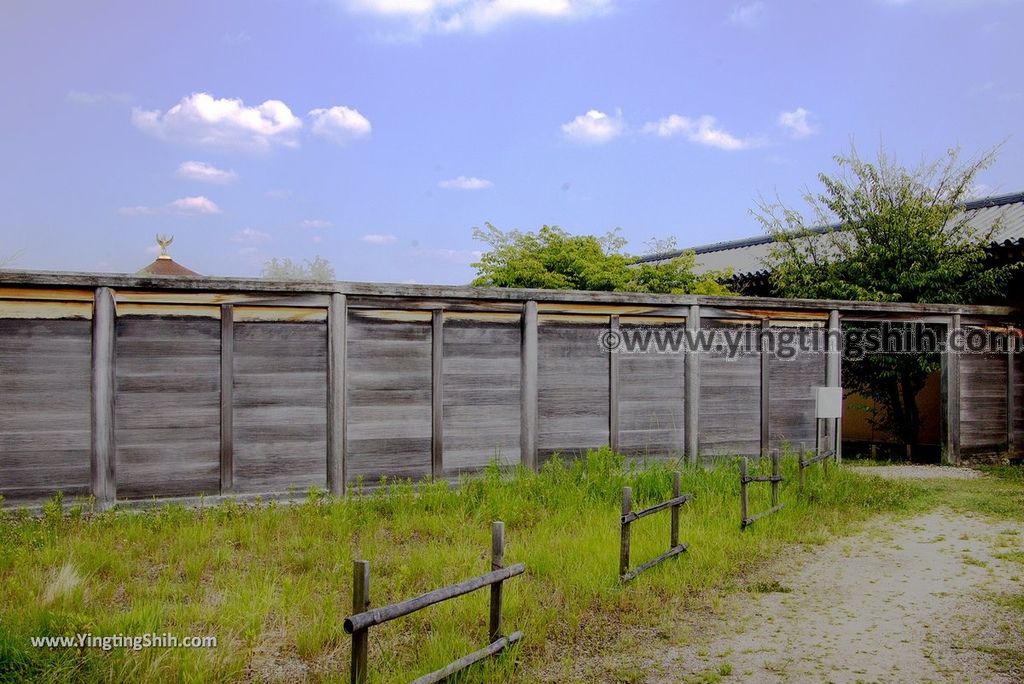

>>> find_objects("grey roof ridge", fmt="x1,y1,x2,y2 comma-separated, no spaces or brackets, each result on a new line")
635,190,1024,264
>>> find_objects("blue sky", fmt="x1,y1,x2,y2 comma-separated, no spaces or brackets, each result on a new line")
1,0,1022,284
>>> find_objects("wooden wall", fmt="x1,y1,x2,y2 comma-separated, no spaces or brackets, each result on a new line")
1014,351,1024,450
699,321,761,457
537,316,609,462
232,320,328,493
115,316,220,498
442,314,521,475
1,278,1018,506
617,320,685,459
768,327,826,453
0,319,92,500
346,311,432,484
960,349,1009,455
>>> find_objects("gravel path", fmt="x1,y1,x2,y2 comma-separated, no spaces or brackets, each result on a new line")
646,510,1023,683
847,465,984,480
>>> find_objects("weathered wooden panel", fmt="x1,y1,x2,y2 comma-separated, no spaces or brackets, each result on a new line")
115,317,221,499
617,321,685,459
1014,351,1024,451
960,349,1008,452
233,321,327,493
768,327,825,453
0,319,91,500
442,317,521,474
538,317,609,460
346,312,431,483
699,322,760,457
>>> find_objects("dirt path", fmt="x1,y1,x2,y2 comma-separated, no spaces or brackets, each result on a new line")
646,510,1023,683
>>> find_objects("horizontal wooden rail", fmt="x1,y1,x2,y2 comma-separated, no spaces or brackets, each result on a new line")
345,521,524,684
740,475,783,484
621,544,688,583
621,493,694,524
743,504,784,527
409,632,524,684
799,430,834,492
620,472,693,582
801,450,834,467
344,563,526,634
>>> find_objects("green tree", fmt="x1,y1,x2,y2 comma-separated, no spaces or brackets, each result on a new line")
471,224,731,295
261,255,335,282
755,145,1014,457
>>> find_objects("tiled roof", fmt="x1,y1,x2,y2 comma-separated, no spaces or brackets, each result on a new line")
639,191,1024,276
137,256,201,277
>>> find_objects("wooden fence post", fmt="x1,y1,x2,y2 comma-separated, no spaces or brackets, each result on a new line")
90,286,116,509
760,319,770,458
489,521,505,643
826,310,841,463
822,426,829,476
1007,324,1015,454
670,471,681,549
351,560,370,684
941,314,961,466
521,301,539,471
432,309,444,480
685,305,701,465
328,294,347,496
739,457,749,528
619,487,632,578
770,450,780,509
609,315,620,453
220,304,234,494
798,441,805,492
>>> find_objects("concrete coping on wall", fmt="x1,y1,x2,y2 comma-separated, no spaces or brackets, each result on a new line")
1,269,1019,318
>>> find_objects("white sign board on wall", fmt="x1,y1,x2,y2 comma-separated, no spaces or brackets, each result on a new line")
815,387,843,419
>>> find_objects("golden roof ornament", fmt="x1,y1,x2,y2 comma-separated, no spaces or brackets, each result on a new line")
137,235,200,276
156,234,173,260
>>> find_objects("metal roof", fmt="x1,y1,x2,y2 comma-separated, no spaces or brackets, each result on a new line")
639,191,1024,276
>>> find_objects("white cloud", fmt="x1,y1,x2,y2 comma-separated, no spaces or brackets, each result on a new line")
169,196,222,214
302,219,334,229
176,160,238,184
309,106,372,145
362,233,399,244
413,246,483,264
642,114,751,151
132,92,302,151
118,205,158,216
223,30,252,45
121,196,222,216
777,107,818,139
438,176,494,190
67,90,133,105
728,1,764,26
232,228,271,244
347,0,614,34
561,109,624,145
236,245,263,264
967,182,996,199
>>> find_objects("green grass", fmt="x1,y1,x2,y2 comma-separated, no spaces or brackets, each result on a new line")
0,449,993,684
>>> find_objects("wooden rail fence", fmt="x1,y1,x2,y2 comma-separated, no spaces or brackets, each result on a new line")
798,441,833,491
343,521,524,684
619,472,694,582
739,451,783,529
